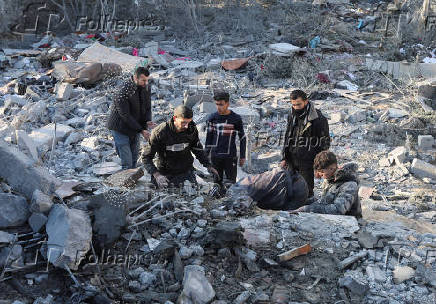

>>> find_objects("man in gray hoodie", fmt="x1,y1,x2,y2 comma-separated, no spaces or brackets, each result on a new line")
291,151,361,217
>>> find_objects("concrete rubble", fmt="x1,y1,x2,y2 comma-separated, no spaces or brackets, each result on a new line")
0,0,435,303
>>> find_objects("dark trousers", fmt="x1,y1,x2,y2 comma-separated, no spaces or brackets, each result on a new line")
151,170,197,188
288,157,314,198
297,168,314,198
111,130,140,170
211,157,238,183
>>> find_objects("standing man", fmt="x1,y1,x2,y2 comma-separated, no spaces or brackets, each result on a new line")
205,90,246,183
107,67,154,170
142,105,219,188
281,89,330,198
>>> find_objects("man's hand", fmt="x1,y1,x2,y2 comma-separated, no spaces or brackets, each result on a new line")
289,206,307,214
153,172,169,189
147,121,157,129
141,130,151,140
239,158,246,167
280,160,288,169
207,166,219,178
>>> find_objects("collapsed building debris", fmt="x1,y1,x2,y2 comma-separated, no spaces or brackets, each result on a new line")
0,0,435,303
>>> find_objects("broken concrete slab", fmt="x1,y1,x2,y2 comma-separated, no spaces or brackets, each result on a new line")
52,61,122,85
0,193,30,228
46,204,92,270
336,80,359,92
28,212,48,232
418,135,434,150
393,265,415,284
0,244,23,267
4,94,27,107
0,141,61,200
15,130,39,161
29,123,74,148
105,167,144,188
388,146,407,165
410,158,436,180
55,82,73,101
184,93,214,109
366,58,436,80
78,42,147,72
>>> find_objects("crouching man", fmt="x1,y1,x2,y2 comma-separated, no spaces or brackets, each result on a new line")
291,151,361,217
142,105,218,189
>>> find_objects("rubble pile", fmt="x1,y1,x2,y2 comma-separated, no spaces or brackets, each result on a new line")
0,0,435,303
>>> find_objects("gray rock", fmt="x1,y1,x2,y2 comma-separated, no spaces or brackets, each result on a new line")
0,142,61,200
210,209,228,219
129,267,145,279
28,212,48,232
180,268,215,304
197,219,207,227
139,271,157,287
30,189,53,213
178,228,191,240
0,193,30,228
190,245,204,257
0,244,23,267
64,132,83,146
179,246,194,259
33,294,54,304
366,265,387,283
418,135,434,150
0,231,17,245
338,276,369,296
129,280,143,293
46,204,92,270
234,291,251,304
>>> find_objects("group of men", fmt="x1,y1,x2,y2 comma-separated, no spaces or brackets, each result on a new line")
107,67,361,217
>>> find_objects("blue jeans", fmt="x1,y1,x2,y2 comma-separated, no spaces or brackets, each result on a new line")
111,130,140,170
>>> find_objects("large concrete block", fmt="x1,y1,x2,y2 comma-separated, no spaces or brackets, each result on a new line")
55,82,73,101
29,123,74,148
15,130,39,161
411,158,436,180
0,140,61,200
418,135,434,150
0,193,30,228
388,146,407,164
46,205,92,270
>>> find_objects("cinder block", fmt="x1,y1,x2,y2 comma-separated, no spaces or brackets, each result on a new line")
418,135,434,150
411,158,436,180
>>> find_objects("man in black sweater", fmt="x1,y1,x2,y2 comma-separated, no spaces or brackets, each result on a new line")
142,105,219,188
205,91,246,183
281,90,330,198
107,67,154,170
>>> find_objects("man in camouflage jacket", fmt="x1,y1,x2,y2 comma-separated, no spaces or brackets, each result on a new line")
292,151,361,217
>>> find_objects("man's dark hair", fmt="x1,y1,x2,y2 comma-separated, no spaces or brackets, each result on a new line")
290,89,307,101
135,67,150,78
314,151,337,170
214,90,230,102
174,105,193,119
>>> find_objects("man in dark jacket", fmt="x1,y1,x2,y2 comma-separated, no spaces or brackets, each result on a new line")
205,90,246,183
280,90,330,198
107,67,153,170
142,105,219,188
291,151,362,217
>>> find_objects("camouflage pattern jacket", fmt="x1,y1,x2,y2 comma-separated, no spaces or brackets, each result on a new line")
304,163,361,217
